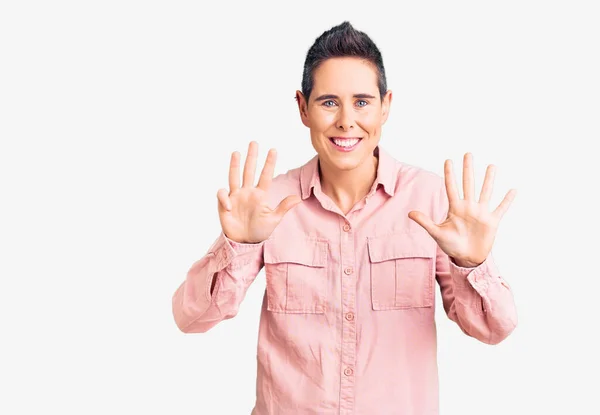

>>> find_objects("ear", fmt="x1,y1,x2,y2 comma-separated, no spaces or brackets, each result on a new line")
295,90,310,128
380,90,392,125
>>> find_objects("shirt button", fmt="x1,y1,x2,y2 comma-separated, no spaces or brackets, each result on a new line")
344,368,354,376
344,267,353,275
342,223,351,232
345,312,354,321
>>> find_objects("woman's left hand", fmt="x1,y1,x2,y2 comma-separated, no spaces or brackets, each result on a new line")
408,153,517,268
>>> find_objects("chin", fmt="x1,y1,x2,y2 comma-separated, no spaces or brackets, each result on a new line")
330,157,363,171
324,149,370,171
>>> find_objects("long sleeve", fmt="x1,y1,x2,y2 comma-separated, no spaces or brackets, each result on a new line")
172,231,264,333
434,180,518,345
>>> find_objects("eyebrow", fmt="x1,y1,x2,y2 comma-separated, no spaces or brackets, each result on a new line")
314,93,377,101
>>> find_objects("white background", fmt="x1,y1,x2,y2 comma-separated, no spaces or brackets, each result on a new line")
1,1,598,414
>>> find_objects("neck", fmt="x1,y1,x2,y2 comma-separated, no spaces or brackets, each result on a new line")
318,150,379,213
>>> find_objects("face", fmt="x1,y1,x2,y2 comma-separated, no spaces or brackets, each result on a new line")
296,57,392,172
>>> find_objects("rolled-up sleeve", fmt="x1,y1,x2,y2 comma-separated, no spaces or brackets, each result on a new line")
434,179,518,345
172,231,264,333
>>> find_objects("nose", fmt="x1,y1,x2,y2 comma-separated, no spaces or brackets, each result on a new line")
336,105,354,131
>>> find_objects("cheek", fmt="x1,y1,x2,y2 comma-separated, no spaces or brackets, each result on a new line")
311,111,337,131
357,112,383,134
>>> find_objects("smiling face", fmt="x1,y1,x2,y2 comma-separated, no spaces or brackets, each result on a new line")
296,57,392,172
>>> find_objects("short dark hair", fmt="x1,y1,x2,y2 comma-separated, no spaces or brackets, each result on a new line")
300,21,387,102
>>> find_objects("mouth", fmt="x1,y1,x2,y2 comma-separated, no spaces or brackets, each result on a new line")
329,136,363,152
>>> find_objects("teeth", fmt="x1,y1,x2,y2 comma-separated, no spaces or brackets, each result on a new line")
333,138,359,147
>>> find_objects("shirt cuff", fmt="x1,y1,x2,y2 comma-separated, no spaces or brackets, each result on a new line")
209,231,265,272
450,253,502,297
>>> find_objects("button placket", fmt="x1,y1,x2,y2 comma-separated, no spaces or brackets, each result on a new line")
339,216,357,412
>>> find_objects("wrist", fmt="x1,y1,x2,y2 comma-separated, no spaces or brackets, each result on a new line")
452,256,483,268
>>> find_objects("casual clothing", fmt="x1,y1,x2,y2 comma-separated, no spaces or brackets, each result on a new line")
172,146,517,415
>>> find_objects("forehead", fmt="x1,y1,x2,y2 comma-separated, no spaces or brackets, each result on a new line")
312,57,379,94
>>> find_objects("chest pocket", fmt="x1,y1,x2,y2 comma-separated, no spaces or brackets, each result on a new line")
263,238,328,314
367,232,435,310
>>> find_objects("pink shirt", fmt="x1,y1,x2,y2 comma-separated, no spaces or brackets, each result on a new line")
172,146,517,415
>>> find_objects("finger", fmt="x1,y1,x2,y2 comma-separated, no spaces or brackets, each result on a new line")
444,159,459,205
217,188,232,212
408,211,440,240
478,164,496,204
257,148,277,191
242,141,258,188
229,151,241,192
492,189,517,220
463,152,475,201
273,195,302,218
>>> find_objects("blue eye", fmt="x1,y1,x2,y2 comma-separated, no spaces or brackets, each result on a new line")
323,100,336,107
356,100,368,107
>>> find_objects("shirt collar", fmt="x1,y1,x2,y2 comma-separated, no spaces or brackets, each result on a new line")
300,145,397,200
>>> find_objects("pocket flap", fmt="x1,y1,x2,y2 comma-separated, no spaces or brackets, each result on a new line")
367,232,434,263
264,238,328,267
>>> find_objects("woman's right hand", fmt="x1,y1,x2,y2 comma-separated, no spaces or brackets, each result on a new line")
217,141,302,244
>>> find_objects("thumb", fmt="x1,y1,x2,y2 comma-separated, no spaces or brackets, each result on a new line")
408,210,439,239
273,195,302,218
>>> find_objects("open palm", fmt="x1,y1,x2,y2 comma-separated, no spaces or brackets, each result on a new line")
217,141,302,244
408,153,517,267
